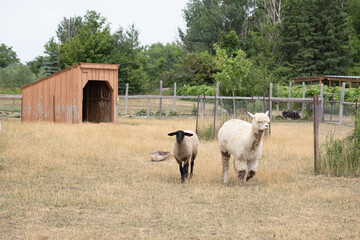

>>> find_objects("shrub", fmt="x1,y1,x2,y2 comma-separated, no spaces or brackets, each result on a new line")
155,110,166,116
318,113,360,177
192,104,198,115
136,109,154,116
168,111,177,116
177,84,216,96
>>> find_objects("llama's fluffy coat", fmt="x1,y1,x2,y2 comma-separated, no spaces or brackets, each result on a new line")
218,112,270,184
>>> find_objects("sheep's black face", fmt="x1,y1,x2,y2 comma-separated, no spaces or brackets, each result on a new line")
168,130,193,144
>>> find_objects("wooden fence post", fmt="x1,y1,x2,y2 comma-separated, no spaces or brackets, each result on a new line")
159,80,163,119
314,95,319,174
173,82,176,112
124,83,129,116
147,97,150,120
288,81,292,110
302,82,305,119
339,82,346,126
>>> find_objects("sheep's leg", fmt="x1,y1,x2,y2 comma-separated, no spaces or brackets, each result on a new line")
246,160,258,182
221,151,230,184
190,159,194,178
234,157,247,186
184,162,189,179
190,153,196,178
178,161,185,183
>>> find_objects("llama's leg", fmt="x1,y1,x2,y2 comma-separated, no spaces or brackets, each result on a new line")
234,156,247,185
246,160,259,181
221,151,231,184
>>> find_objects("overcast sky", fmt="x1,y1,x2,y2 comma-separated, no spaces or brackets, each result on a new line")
0,0,189,63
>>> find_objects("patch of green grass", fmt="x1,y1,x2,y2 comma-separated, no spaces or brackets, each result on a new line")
319,114,360,177
0,106,21,112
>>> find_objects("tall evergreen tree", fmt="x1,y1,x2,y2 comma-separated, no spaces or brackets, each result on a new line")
281,0,351,76
348,0,360,74
43,37,61,76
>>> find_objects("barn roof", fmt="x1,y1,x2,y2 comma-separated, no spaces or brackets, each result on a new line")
21,62,119,89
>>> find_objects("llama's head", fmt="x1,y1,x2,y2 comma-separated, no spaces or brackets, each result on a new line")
247,111,270,131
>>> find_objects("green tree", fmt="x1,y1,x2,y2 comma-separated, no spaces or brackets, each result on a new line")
43,37,61,76
0,43,19,69
56,16,83,44
111,25,149,94
348,0,360,75
26,56,46,78
0,63,36,88
280,0,351,76
212,44,252,96
179,0,247,53
144,43,185,87
59,11,115,67
171,51,215,87
219,30,241,56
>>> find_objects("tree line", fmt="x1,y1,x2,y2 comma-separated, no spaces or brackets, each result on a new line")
1,0,359,97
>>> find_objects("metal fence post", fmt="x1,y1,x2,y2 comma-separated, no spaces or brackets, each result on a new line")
313,95,319,174
213,82,219,138
159,80,163,119
288,81,292,110
173,82,176,112
269,83,273,135
276,83,279,116
147,97,150,120
196,96,200,134
302,82,305,119
339,82,345,125
320,83,324,121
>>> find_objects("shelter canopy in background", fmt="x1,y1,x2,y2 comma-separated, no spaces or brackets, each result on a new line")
291,75,360,88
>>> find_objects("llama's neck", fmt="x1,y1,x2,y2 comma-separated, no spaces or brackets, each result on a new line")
250,127,264,151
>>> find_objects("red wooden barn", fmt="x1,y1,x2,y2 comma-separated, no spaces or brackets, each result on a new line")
21,63,119,123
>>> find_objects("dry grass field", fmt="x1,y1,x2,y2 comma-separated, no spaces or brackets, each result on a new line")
0,118,359,239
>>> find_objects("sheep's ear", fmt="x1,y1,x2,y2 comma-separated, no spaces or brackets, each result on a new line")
184,133,193,137
168,132,176,136
247,112,255,119
265,111,269,116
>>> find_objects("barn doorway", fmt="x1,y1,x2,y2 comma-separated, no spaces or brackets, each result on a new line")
82,80,113,123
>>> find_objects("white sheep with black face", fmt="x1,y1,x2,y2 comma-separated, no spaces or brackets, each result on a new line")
168,130,199,183
218,111,270,185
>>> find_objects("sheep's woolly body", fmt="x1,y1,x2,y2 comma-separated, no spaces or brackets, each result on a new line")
173,130,198,164
218,113,270,184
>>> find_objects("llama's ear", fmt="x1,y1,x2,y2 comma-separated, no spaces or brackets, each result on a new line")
265,111,269,116
168,132,176,136
247,112,255,119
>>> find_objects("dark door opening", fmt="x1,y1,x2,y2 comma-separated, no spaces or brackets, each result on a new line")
82,81,112,123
